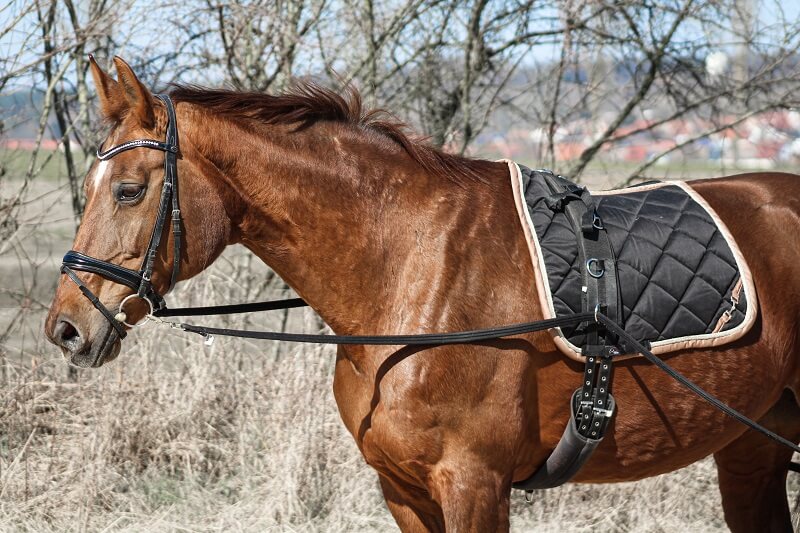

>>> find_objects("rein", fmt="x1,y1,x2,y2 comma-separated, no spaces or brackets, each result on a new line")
149,299,800,456
60,92,800,485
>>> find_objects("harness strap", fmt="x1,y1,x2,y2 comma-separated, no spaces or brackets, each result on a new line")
166,307,800,457
153,297,308,317
540,171,622,448
512,171,621,491
61,266,127,339
138,95,180,303
158,93,182,292
512,389,616,490
542,171,622,342
178,312,595,345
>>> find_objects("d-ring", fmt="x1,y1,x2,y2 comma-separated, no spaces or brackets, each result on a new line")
592,211,604,230
116,293,155,327
586,258,605,278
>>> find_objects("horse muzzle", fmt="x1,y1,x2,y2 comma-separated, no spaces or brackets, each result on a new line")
47,312,123,368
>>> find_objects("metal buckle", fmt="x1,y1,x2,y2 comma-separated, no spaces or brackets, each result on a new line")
592,406,614,417
586,258,605,278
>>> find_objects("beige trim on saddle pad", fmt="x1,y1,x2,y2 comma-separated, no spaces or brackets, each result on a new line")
504,160,758,363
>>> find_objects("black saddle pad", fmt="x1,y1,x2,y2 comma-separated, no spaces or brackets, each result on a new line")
510,163,756,360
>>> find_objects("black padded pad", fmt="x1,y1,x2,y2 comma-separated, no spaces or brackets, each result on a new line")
518,167,749,352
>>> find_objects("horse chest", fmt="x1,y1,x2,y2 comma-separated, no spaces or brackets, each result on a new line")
334,357,445,482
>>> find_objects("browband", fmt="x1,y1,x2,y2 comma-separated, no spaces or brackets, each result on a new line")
97,138,177,160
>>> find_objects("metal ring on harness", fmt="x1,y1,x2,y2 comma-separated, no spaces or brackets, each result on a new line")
116,293,155,327
586,258,604,278
591,211,604,230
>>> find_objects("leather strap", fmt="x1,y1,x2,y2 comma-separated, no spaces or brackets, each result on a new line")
158,94,182,292
512,389,615,490
63,250,143,290
153,297,308,317
61,265,127,338
541,171,621,340
138,94,180,302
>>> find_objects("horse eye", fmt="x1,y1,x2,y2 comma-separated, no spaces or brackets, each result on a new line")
114,183,146,203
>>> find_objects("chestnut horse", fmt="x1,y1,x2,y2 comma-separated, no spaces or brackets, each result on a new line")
45,57,800,532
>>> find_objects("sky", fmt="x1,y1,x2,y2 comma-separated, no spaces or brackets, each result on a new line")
2,0,800,89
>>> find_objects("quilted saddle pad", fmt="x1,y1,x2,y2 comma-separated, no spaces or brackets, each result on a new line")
507,161,757,362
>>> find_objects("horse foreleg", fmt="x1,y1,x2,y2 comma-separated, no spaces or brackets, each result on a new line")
713,389,800,533
428,460,511,533
379,474,444,533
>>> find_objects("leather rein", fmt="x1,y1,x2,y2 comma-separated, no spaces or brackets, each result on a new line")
60,94,800,486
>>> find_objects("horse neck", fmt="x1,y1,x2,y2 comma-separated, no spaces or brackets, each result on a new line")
184,108,512,334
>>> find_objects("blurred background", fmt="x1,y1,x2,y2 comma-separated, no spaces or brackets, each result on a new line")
1,0,799,530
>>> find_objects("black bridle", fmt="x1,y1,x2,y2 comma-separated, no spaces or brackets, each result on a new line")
60,94,181,339
58,93,800,469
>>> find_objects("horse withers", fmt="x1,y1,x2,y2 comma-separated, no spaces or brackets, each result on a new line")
45,56,800,532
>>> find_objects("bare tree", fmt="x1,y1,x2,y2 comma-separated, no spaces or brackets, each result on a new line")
181,0,327,92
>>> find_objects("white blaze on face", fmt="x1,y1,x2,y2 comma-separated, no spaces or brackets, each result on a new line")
90,159,111,191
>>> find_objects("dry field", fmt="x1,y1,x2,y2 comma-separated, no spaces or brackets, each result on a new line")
1,157,798,532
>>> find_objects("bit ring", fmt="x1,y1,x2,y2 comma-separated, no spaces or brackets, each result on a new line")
116,294,155,327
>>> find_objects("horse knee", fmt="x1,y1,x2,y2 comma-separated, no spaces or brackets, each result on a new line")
378,475,443,533
428,462,511,533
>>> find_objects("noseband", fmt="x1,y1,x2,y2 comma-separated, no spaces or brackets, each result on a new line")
60,94,181,338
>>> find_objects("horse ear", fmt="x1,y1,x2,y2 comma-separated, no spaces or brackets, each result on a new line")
112,56,156,129
89,55,126,122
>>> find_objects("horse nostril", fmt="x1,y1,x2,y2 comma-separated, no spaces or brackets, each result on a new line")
54,318,84,353
62,321,78,341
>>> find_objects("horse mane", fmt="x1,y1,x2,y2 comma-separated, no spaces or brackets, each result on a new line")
169,82,492,184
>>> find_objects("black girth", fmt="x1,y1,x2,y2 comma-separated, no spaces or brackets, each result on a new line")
60,94,181,338
512,170,621,492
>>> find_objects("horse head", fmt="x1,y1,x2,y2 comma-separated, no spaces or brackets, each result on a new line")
45,57,229,367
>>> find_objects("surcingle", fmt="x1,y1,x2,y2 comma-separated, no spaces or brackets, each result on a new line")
508,163,756,362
